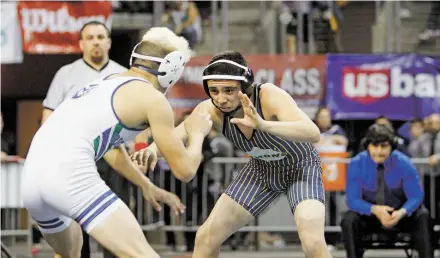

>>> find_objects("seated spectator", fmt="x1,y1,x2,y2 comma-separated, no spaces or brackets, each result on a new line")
424,114,440,168
313,106,348,151
341,124,434,258
162,1,202,52
408,118,425,157
411,114,440,222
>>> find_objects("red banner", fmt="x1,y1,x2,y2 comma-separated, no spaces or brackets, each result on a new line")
168,54,326,119
17,1,113,54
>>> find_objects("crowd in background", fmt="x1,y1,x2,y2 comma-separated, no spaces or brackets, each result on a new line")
1,0,440,255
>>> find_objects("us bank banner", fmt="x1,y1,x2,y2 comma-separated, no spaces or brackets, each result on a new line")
169,54,326,119
326,54,440,120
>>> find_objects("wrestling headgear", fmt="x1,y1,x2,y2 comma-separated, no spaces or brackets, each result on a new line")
201,59,255,116
202,59,255,98
129,43,186,92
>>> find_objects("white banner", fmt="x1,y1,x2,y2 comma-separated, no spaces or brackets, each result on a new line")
1,2,23,64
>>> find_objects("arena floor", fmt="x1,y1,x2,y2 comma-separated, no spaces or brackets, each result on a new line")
4,241,434,258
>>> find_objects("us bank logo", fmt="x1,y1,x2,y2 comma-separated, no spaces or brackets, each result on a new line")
247,147,287,162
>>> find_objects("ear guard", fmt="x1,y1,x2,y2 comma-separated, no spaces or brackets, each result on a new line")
202,59,254,97
130,43,186,90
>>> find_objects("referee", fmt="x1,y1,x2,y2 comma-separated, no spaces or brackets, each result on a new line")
39,21,128,258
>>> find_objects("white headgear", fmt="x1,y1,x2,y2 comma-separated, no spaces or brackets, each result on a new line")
130,43,186,90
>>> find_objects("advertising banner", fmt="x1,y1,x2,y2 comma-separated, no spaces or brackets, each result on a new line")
326,54,440,120
169,54,326,119
17,1,113,54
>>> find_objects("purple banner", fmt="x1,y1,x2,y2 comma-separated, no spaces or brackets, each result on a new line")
326,54,440,120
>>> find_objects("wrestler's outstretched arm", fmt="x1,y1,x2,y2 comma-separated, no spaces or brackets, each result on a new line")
104,144,185,215
132,100,215,173
144,89,212,183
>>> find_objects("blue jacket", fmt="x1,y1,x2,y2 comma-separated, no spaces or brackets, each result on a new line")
346,150,424,216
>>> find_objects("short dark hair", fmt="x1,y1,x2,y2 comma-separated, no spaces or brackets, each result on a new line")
364,124,395,146
79,21,110,40
203,50,248,77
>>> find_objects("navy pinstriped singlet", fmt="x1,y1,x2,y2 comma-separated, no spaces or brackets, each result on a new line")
222,84,321,168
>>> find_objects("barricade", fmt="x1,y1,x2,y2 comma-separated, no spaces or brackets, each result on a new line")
138,156,439,249
1,157,438,252
1,160,32,257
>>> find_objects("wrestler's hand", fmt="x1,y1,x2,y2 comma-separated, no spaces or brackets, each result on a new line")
230,91,264,129
141,182,186,215
155,188,186,216
131,146,158,173
184,110,212,136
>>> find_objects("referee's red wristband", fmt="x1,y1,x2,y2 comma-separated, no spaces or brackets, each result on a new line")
135,142,148,151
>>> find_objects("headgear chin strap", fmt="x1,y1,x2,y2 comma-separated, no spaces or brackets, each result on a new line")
129,43,186,91
211,99,242,117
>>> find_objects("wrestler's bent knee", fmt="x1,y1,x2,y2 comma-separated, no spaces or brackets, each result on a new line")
300,231,327,256
195,224,221,251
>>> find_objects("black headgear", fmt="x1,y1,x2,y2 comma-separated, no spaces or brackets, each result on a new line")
202,59,255,98
361,124,399,150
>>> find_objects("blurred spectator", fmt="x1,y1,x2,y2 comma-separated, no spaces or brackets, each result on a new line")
409,118,425,140
411,114,440,222
313,106,348,150
0,111,16,162
314,0,346,53
193,1,218,24
424,114,440,167
313,106,348,249
419,1,440,41
281,1,313,54
374,115,393,129
163,1,202,52
40,21,128,258
408,118,425,157
341,124,434,258
281,1,346,54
